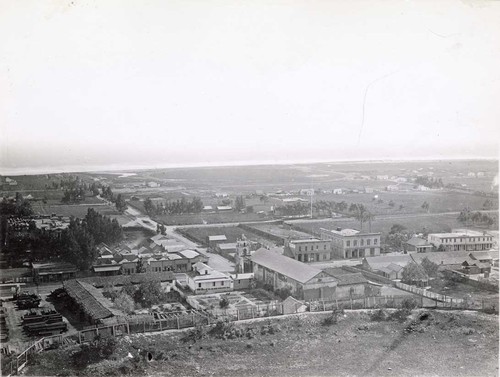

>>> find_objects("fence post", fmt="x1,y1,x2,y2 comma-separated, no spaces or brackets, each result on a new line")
251,307,255,319
237,309,240,321
177,316,180,329
78,331,82,344
143,321,146,333
350,299,353,310
336,299,338,309
322,301,325,312
450,298,453,309
127,322,130,334
159,320,162,331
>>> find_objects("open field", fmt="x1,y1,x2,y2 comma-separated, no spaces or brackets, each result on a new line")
24,310,499,377
314,190,498,216
179,226,268,246
31,203,122,218
290,212,497,237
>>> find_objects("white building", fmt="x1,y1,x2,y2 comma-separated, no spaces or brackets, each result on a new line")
186,262,233,294
427,230,493,252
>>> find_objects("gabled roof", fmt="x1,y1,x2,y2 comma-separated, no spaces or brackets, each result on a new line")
406,237,431,247
251,249,322,284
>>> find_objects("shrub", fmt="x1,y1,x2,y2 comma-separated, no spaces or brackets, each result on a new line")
321,308,344,326
219,297,229,309
72,336,117,369
400,297,419,310
114,292,135,314
370,308,389,322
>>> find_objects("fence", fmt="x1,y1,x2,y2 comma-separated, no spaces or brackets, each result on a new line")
394,282,459,303
3,292,497,376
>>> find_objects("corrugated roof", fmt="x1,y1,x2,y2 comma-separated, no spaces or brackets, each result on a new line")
251,249,322,284
64,280,114,321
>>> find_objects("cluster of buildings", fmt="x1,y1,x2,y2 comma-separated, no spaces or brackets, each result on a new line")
92,234,207,276
6,215,70,234
361,249,496,280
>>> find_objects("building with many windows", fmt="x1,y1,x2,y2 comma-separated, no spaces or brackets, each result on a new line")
284,238,333,262
320,228,381,259
427,229,493,252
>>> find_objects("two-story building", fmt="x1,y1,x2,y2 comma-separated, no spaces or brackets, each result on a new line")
320,228,381,259
427,230,493,252
284,238,333,262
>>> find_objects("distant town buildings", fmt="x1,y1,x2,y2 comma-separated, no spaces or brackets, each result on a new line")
320,228,381,259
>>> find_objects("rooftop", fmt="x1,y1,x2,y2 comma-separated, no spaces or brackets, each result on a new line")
406,236,431,247
251,248,322,284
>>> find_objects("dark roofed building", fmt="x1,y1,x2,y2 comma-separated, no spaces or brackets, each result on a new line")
251,248,338,301
63,279,115,324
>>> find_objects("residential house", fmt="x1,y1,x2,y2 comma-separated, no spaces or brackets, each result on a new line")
186,262,233,294
230,273,254,290
405,236,433,253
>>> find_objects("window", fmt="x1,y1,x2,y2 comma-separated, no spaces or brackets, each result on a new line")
374,238,378,245
298,254,302,261
361,239,364,246
346,241,351,247
198,283,202,288
324,245,327,250
367,239,371,246
353,240,358,246
221,281,224,286
370,248,375,256
299,246,302,252
213,282,216,286
316,245,319,250
305,246,308,252
323,254,327,260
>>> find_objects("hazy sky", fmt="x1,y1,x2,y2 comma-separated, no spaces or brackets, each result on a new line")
1,0,499,174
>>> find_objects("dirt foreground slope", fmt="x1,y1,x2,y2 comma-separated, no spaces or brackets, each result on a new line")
26,309,499,377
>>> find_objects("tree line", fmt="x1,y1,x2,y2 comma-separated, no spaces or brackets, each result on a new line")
2,207,123,270
143,197,204,216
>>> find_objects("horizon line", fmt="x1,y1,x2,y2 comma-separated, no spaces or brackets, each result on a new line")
0,156,498,177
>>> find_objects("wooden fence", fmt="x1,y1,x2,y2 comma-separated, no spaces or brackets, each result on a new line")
3,293,496,376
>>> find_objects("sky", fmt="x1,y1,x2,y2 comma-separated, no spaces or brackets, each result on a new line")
1,0,499,174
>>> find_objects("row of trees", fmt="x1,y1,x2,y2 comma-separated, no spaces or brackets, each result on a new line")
414,176,444,188
143,197,204,216
457,208,496,227
2,208,123,270
60,178,101,203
